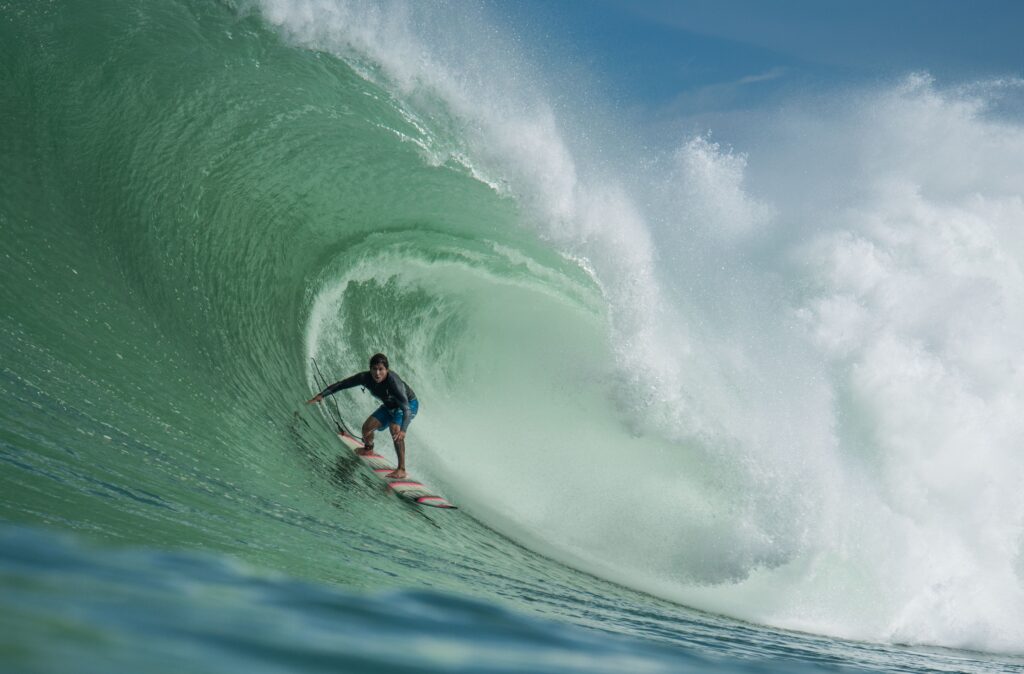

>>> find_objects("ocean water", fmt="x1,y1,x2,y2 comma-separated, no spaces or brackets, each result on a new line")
3,1,1024,672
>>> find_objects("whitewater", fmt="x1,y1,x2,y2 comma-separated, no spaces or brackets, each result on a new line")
3,1,1024,672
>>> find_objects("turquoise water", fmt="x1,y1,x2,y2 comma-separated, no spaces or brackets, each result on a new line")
3,1,1024,672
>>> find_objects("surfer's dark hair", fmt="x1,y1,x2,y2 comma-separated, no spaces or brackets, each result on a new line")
369,353,389,369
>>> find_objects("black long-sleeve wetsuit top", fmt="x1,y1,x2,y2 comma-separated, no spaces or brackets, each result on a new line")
319,371,417,431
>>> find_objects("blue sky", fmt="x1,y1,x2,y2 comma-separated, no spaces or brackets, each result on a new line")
497,0,1024,113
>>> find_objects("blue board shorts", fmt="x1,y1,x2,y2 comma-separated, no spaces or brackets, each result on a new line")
372,398,419,431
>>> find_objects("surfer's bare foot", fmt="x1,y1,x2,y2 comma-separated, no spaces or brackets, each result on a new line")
386,469,406,479
357,446,374,456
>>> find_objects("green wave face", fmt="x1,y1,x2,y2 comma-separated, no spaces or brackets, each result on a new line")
0,0,617,593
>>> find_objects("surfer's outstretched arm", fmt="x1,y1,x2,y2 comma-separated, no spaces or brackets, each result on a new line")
306,373,364,404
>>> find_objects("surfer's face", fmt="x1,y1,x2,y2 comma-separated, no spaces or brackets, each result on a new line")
370,363,388,383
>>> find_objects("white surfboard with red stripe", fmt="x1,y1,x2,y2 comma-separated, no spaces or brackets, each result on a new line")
337,431,457,509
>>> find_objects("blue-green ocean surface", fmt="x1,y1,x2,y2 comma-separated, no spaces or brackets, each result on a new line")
3,1,1024,672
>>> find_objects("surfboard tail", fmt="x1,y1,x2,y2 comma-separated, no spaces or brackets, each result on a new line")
335,432,457,510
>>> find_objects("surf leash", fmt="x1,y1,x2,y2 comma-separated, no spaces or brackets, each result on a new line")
310,356,361,440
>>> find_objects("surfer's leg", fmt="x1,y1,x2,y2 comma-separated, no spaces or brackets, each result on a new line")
386,422,406,478
384,402,415,478
360,416,382,455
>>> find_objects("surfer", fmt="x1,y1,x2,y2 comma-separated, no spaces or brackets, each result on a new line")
306,353,418,479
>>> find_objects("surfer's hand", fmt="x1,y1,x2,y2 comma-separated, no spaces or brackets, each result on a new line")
306,394,323,404
392,429,406,443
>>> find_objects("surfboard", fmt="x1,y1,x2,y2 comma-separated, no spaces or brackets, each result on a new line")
336,431,457,509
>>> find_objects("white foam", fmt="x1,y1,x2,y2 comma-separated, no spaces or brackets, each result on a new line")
271,0,1024,654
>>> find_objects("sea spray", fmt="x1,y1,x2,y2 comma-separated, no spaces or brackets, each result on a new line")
270,1,1024,652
